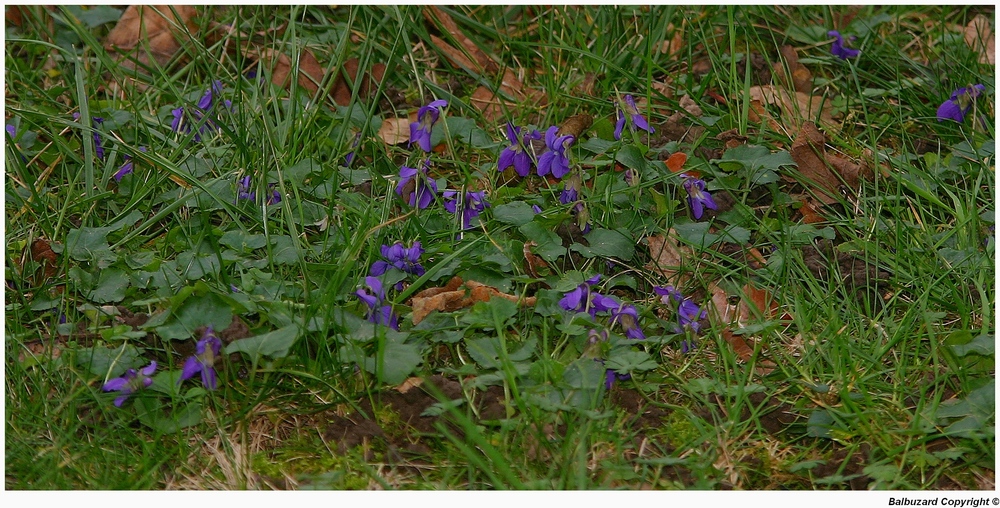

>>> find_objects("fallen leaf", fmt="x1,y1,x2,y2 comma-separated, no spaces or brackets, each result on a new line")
773,45,813,95
29,238,59,284
644,231,693,284
678,94,703,117
522,241,549,278
657,23,686,60
964,15,995,65
378,116,412,146
470,85,507,122
789,122,873,204
394,376,424,394
749,85,836,131
424,6,498,75
558,114,593,139
409,276,536,325
254,47,325,96
104,6,198,75
665,152,688,173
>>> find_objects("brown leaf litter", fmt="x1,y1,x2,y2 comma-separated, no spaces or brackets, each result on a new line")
408,276,537,325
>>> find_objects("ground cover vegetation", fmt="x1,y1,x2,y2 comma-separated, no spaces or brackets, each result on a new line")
4,5,995,490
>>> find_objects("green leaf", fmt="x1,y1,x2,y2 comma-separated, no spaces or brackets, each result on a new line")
583,228,635,260
806,409,835,439
134,398,202,434
605,350,658,374
283,158,321,186
219,230,268,251
151,292,234,340
715,145,794,185
88,268,129,303
461,297,519,329
466,336,536,370
950,334,995,357
225,325,300,360
65,225,115,262
615,144,648,172
270,235,301,265
76,343,145,377
376,333,423,385
493,201,538,226
518,222,565,261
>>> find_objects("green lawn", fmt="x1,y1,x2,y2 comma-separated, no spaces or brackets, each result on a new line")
4,5,994,490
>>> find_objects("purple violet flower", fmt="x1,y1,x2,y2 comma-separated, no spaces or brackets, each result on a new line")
396,162,438,209
409,99,447,152
681,175,718,220
498,123,541,177
113,146,147,182
537,126,574,179
443,190,490,230
828,30,860,59
237,175,255,202
5,124,15,139
654,285,707,352
609,301,646,340
355,276,399,330
179,326,223,390
170,81,232,142
559,274,619,318
605,368,632,390
937,84,987,123
614,94,654,140
103,361,157,407
371,241,426,277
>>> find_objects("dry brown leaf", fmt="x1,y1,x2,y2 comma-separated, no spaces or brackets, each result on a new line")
378,117,412,146
678,94,703,117
749,85,836,131
470,85,508,123
789,121,841,204
29,238,59,283
772,45,813,95
657,23,685,60
644,231,692,284
394,377,424,394
104,6,198,69
721,328,756,363
789,122,873,204
409,276,536,324
425,6,497,74
964,15,995,65
254,47,324,96
522,241,549,278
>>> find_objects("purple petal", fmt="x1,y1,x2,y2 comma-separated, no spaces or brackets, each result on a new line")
180,356,201,382
614,114,626,140
201,366,218,390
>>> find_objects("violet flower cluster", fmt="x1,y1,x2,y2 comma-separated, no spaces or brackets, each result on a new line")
355,276,400,330
179,326,224,390
828,31,860,59
236,176,282,205
371,241,426,278
614,94,655,140
102,361,157,407
410,99,447,152
937,84,987,123
559,275,645,340
113,146,147,182
443,190,490,230
654,285,707,353
681,175,718,220
73,113,105,160
498,122,576,179
354,240,427,330
171,80,232,142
